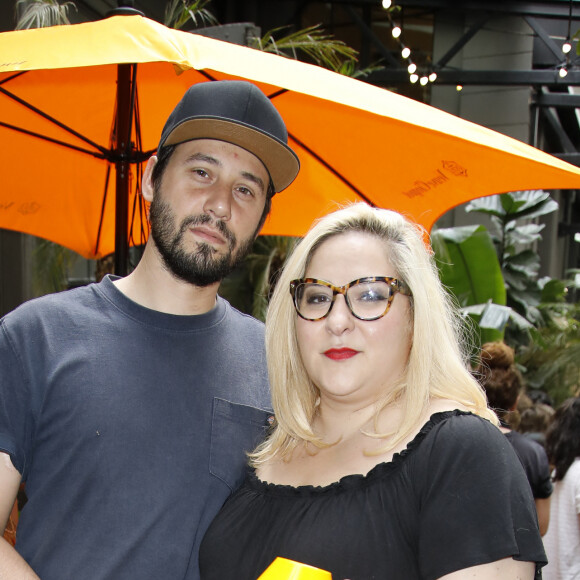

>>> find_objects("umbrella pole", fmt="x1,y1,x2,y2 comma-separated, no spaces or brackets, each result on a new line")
114,63,131,276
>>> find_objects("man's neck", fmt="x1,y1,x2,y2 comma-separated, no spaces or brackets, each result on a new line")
112,243,220,316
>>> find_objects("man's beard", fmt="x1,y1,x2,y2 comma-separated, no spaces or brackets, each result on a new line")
149,195,256,287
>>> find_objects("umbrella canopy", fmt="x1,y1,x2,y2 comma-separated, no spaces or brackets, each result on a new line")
2,14,580,272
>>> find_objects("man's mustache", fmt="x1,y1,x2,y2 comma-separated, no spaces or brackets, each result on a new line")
179,214,236,248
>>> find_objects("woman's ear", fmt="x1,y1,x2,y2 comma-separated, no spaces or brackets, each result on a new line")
141,155,158,203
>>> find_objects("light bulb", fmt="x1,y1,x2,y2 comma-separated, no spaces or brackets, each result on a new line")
392,26,401,39
409,73,419,83
382,0,392,8
559,67,568,78
408,63,417,74
401,47,411,59
420,76,428,86
563,41,572,54
456,84,463,91
429,72,437,82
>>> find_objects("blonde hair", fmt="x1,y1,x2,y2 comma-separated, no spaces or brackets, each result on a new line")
251,203,497,465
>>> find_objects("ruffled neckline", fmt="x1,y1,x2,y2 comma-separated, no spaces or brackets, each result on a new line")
248,410,473,496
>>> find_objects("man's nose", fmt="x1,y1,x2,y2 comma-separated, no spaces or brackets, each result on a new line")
203,182,232,221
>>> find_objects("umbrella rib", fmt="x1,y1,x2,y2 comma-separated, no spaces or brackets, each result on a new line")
287,132,376,206
0,121,107,159
0,85,111,158
0,71,28,86
95,163,112,257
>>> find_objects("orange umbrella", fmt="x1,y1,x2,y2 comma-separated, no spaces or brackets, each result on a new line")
1,14,580,272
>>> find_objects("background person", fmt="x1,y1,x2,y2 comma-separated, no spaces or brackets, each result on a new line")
542,397,580,580
199,203,546,580
519,401,555,449
475,341,553,535
0,80,299,580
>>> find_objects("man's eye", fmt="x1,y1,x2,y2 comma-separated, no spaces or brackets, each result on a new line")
193,169,209,178
236,186,254,197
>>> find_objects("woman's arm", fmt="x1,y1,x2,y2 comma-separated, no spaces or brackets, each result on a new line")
439,557,535,580
535,497,550,536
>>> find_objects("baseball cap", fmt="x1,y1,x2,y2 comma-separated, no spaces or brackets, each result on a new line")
158,81,300,193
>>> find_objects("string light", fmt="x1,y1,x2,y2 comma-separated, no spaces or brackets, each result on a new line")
563,40,572,54
382,0,392,8
429,71,437,82
409,73,419,83
420,75,428,86
559,66,568,78
408,63,417,74
401,46,411,59
456,85,463,91
391,25,401,38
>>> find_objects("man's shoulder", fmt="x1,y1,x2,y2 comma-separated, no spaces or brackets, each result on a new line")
220,298,265,331
2,282,104,330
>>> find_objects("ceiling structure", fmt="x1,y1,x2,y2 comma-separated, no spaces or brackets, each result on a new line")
4,0,580,262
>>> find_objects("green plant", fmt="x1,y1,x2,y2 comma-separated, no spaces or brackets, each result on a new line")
164,0,217,30
219,236,300,321
516,273,580,405
15,0,75,29
464,190,559,345
250,24,358,73
431,224,531,356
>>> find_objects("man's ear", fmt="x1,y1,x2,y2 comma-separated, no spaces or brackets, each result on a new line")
142,155,158,203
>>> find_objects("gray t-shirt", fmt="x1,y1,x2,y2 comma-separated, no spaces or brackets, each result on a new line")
0,276,271,580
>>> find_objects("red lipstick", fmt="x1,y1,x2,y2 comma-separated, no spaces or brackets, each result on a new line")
323,348,359,361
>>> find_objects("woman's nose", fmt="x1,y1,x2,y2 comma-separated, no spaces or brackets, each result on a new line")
325,294,355,335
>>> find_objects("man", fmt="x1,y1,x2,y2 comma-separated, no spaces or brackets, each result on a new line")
0,80,300,580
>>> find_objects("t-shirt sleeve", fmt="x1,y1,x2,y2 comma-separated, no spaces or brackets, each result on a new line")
0,317,33,476
413,413,547,580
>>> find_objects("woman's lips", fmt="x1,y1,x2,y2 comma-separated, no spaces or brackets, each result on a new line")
323,348,359,361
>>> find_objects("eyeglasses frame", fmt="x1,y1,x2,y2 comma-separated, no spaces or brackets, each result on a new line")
289,276,412,321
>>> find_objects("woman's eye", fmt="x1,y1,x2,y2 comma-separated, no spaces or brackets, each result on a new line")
193,168,210,178
357,290,388,302
305,292,331,305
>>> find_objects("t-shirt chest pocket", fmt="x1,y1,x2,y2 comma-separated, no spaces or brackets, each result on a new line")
209,397,272,491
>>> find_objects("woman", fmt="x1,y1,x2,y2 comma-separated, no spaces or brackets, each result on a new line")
542,397,580,580
475,342,552,535
200,204,546,580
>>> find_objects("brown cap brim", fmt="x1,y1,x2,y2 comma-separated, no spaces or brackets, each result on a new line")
163,118,300,193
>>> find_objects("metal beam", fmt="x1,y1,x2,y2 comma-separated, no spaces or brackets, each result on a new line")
554,153,580,165
366,68,580,86
524,15,567,62
344,4,400,67
391,0,580,20
533,92,580,107
541,107,577,152
434,14,490,68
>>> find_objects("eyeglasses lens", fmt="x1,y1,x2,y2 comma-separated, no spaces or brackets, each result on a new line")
295,281,393,320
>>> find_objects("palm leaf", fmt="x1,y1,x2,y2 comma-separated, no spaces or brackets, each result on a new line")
164,0,218,30
16,0,75,30
251,24,358,73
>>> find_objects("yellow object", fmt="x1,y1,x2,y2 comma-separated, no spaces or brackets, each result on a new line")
257,557,332,579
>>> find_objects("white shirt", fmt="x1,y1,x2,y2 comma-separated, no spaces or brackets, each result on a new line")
543,457,580,580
